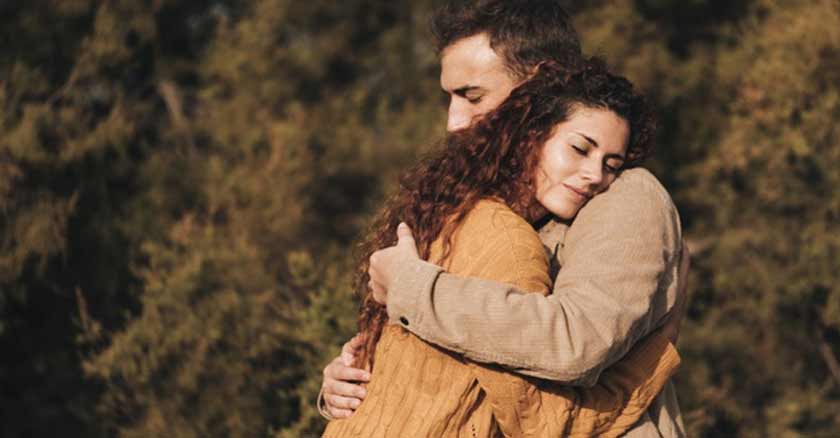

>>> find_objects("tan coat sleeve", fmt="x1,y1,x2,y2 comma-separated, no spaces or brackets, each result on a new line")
385,168,683,384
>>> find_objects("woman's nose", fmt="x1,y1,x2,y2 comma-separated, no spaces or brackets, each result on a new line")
580,159,604,187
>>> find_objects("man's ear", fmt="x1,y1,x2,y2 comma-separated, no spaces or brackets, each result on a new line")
509,62,543,89
527,61,546,79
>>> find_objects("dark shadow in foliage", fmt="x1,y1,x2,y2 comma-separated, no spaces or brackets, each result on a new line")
306,169,384,246
635,0,753,57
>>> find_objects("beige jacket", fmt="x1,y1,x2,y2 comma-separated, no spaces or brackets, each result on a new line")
385,168,686,437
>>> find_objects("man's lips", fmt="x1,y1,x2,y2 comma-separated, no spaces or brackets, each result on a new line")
563,184,593,200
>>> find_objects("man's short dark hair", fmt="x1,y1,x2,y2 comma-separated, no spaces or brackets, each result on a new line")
431,0,582,79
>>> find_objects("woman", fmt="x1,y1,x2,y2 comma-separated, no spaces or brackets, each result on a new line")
323,58,677,437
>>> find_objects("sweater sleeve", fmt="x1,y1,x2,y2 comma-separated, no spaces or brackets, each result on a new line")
560,333,680,437
385,168,683,384
470,332,680,438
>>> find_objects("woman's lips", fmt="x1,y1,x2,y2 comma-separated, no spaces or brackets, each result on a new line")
563,184,593,201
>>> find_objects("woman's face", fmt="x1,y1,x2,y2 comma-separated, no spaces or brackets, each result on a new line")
534,106,630,220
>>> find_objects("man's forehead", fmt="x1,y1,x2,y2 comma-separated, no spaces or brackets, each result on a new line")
440,33,511,90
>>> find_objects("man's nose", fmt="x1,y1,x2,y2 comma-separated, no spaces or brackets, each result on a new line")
447,100,472,132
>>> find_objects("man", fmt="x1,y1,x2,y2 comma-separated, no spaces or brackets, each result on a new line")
320,1,689,436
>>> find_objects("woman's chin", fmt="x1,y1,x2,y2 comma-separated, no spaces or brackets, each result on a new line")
544,203,580,221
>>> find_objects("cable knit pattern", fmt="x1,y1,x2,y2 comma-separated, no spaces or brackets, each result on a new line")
322,199,679,438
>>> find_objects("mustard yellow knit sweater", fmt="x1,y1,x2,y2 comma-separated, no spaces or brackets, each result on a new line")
323,199,680,438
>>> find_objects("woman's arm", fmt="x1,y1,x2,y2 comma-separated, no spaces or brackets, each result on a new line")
548,332,680,438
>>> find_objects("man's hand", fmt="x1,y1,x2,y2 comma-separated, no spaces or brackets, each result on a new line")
320,335,371,419
662,241,691,345
368,222,420,304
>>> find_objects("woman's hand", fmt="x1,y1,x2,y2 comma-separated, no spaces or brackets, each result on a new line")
320,335,370,419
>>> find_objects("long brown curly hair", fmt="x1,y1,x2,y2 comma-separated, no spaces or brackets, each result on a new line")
354,57,656,370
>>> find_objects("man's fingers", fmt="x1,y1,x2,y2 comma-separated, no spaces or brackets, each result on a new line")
345,334,365,352
326,360,370,383
325,393,363,410
339,349,355,367
368,263,385,294
367,278,380,293
327,407,354,419
370,279,386,304
326,355,370,381
338,336,362,366
367,250,387,285
325,380,368,400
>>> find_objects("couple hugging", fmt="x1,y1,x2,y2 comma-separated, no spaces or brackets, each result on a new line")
319,1,689,437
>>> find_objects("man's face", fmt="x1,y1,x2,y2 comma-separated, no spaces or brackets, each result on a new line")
440,33,519,132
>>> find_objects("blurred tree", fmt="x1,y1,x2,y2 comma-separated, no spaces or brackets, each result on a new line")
1,1,160,435
2,0,838,437
78,0,446,436
677,0,840,435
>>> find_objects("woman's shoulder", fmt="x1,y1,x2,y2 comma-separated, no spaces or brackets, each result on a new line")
447,198,550,293
432,198,538,266
462,198,535,236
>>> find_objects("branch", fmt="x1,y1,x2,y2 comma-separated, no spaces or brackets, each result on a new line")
818,333,840,389
157,80,195,149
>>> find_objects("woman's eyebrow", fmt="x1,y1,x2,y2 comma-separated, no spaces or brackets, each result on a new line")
574,132,625,160
574,132,598,147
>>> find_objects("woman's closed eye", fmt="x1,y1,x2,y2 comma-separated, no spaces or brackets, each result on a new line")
571,143,622,173
571,143,589,155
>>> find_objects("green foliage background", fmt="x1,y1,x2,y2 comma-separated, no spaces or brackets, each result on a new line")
1,0,838,437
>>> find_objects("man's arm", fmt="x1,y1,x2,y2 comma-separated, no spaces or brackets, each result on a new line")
384,168,683,384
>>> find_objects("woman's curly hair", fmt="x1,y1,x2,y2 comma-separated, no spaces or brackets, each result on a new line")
353,57,657,369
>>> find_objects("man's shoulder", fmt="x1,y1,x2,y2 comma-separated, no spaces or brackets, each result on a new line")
585,167,675,213
606,167,672,203
569,167,679,237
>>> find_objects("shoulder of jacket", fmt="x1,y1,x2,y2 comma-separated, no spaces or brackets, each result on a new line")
606,167,675,209
569,167,681,241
